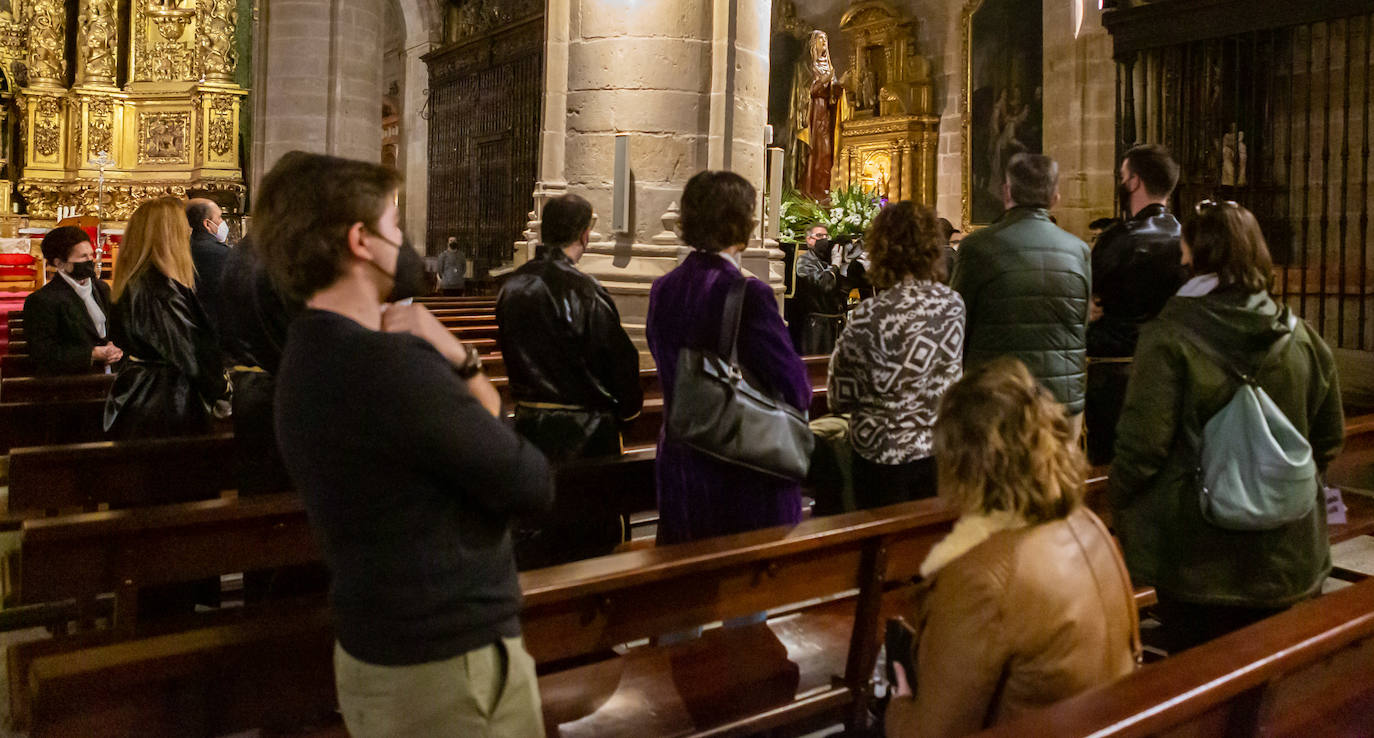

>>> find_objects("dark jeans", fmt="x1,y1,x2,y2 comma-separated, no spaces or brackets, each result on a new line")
852,454,938,510
1152,596,1289,653
1086,359,1133,466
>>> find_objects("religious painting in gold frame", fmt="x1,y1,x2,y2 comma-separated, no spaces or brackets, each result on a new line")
960,0,1043,230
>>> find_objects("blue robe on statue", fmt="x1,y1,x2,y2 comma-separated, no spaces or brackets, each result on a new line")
646,250,812,545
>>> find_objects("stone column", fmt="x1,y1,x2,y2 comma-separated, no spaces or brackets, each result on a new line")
394,0,442,246
537,0,778,355
1042,1,1116,239
251,0,384,188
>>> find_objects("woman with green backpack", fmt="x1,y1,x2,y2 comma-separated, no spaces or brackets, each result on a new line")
1108,200,1344,652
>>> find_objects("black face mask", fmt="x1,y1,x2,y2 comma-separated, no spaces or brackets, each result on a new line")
372,232,426,302
68,260,97,281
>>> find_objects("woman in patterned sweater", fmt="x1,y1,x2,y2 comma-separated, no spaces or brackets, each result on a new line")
828,201,965,508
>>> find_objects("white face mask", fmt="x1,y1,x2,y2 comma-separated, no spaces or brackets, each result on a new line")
214,220,230,243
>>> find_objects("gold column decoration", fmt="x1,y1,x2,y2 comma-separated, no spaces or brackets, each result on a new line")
78,0,119,86
135,0,197,84
197,0,237,82
833,0,940,205
26,0,66,87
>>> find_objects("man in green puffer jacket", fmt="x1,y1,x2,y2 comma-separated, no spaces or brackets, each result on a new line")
951,153,1091,426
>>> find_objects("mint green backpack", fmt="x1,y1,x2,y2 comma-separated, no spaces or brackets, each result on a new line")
1181,312,1319,531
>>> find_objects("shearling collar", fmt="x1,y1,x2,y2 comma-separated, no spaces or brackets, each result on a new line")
920,510,1028,578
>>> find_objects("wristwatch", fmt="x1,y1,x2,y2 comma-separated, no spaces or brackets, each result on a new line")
455,343,483,379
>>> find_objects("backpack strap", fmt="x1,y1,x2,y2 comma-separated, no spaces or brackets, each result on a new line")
1176,308,1298,387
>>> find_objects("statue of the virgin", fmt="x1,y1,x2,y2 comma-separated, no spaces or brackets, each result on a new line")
791,31,843,202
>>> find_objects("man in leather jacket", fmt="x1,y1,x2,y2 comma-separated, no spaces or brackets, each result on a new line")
1086,144,1186,464
497,193,643,568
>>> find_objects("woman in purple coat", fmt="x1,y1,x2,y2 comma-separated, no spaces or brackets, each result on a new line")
647,171,813,545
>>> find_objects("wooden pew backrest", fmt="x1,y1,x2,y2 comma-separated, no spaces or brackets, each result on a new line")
976,576,1374,738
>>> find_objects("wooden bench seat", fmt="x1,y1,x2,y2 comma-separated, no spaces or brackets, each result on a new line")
13,436,1374,736
15,493,963,736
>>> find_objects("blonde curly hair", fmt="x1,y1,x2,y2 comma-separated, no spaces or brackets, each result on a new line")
934,357,1085,523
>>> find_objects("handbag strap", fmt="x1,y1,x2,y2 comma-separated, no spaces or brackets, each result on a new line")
718,277,749,364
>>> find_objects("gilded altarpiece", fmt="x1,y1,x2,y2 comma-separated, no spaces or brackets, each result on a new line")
13,0,247,222
834,1,939,205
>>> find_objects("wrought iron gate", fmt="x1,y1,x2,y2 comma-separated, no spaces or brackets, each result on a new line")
424,14,543,279
1107,3,1373,350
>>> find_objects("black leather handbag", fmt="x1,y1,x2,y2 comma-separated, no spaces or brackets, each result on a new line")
666,277,815,481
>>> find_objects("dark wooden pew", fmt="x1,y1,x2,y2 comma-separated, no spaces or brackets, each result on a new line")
0,373,114,403
7,433,238,515
13,423,1374,736
14,492,960,737
0,398,107,455
0,336,498,378
976,575,1374,737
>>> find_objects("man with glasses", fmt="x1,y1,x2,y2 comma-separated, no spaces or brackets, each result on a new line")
1086,144,1186,464
496,193,643,568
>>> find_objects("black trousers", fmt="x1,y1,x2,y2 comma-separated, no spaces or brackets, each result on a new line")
1086,359,1133,466
1151,596,1288,653
512,406,626,570
852,454,938,510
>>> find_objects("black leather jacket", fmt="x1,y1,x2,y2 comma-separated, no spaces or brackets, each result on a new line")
1088,204,1186,357
496,248,643,421
104,268,231,438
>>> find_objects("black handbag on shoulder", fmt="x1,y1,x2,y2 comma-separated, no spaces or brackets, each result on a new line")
666,277,815,481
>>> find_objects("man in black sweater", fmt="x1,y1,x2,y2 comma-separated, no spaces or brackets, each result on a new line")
256,151,552,737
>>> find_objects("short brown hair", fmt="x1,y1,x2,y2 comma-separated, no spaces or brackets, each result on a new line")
865,201,945,288
679,170,756,253
113,197,195,301
1182,201,1273,293
541,194,594,247
935,357,1085,523
251,151,401,300
1123,144,1180,199
1006,153,1059,209
40,226,91,263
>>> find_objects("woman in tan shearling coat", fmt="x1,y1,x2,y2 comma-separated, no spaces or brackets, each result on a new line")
885,358,1141,737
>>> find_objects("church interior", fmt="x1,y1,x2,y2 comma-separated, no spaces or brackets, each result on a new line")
0,0,1370,735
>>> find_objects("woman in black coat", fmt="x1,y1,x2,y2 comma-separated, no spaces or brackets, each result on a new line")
103,196,231,438
22,226,123,375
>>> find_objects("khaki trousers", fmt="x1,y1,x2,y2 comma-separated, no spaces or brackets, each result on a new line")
334,636,545,738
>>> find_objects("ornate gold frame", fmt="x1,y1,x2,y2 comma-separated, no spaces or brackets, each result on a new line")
959,0,985,232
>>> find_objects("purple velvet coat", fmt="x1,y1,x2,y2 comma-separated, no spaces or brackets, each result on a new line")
646,251,812,545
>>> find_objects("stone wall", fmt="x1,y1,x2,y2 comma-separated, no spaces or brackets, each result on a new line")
535,0,780,353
